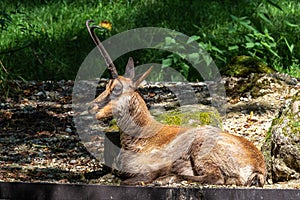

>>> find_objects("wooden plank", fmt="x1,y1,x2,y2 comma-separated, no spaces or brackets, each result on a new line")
0,182,300,200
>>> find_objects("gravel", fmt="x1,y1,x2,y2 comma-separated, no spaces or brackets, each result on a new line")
1,73,299,188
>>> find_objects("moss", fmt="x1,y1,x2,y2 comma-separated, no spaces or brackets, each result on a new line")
198,112,222,127
264,128,272,143
261,140,272,180
237,74,261,94
282,92,300,138
154,108,222,129
108,118,119,132
222,55,275,77
269,108,299,140
164,113,183,125
265,91,300,178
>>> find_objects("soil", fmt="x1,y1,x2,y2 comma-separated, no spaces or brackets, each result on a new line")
0,74,299,188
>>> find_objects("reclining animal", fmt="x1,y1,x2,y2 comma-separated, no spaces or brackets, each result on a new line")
86,20,266,186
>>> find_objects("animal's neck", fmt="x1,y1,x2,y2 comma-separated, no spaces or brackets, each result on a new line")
114,91,163,138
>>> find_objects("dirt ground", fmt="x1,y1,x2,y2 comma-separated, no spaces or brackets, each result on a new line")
0,77,299,188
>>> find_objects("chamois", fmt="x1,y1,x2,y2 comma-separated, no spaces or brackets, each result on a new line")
86,20,266,186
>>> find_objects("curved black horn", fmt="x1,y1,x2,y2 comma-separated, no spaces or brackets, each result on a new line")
86,20,118,79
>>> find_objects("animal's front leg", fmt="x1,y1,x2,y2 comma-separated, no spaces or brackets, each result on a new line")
121,173,158,185
117,150,172,185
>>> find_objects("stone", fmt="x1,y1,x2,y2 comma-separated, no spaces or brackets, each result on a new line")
222,55,275,77
224,72,295,100
263,91,300,183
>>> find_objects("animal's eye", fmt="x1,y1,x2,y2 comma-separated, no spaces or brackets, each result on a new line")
112,81,123,96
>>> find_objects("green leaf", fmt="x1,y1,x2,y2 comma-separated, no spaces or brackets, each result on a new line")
261,41,271,49
289,44,294,54
284,38,294,54
240,21,258,32
255,42,262,47
202,54,213,66
230,15,258,32
165,37,176,46
228,45,239,51
162,58,173,68
266,0,283,11
258,12,272,25
188,53,200,63
198,42,207,50
172,54,180,63
245,35,253,43
246,42,255,48
285,21,299,27
180,63,190,77
187,35,200,44
211,46,223,54
261,41,279,57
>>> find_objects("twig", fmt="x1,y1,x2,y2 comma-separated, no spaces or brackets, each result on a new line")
31,47,43,65
0,60,8,74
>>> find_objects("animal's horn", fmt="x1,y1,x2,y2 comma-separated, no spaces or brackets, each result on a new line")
86,20,118,79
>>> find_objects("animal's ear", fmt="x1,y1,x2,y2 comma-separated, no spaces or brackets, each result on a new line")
133,66,153,88
124,57,135,79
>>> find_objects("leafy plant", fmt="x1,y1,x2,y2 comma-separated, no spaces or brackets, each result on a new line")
1,0,300,85
160,37,190,81
0,11,12,30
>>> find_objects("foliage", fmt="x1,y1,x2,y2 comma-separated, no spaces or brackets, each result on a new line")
0,10,12,30
0,0,300,82
161,0,300,80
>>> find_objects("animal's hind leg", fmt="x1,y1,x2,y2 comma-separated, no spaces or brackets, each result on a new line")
182,161,225,185
186,138,226,184
170,154,226,185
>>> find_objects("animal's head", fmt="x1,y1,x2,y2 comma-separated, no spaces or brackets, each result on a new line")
86,20,152,120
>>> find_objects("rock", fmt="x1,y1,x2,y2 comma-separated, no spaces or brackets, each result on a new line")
263,91,300,183
65,127,72,133
222,55,275,77
224,72,295,100
292,101,300,113
69,159,77,164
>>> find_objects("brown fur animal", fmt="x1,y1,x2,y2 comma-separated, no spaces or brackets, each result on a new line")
86,20,266,186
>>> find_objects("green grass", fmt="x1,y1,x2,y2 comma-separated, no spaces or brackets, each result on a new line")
0,0,129,80
0,0,300,82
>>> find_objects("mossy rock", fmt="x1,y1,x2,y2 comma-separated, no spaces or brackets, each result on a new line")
108,119,120,132
225,72,289,99
222,55,275,77
262,91,300,183
151,104,223,129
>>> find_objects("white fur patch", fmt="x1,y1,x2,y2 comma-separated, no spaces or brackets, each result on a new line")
239,166,253,183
